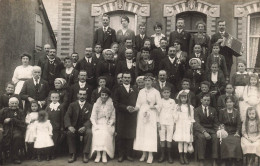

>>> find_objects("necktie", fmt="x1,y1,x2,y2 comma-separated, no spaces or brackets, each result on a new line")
35,78,39,91
204,107,207,117
104,27,106,32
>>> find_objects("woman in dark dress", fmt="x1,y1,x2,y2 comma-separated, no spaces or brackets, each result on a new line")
219,96,242,166
135,47,155,76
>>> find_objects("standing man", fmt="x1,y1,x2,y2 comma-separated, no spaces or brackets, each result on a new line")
20,66,49,111
93,14,116,49
135,23,148,52
113,72,138,162
211,20,233,77
75,47,97,87
169,18,191,54
37,44,51,65
64,89,92,163
118,38,137,61
71,52,79,68
39,49,64,90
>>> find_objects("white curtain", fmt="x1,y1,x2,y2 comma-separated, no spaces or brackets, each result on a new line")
249,15,260,67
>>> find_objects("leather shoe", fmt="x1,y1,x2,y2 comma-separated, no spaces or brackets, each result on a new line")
68,154,76,163
118,156,124,162
13,159,21,164
126,156,134,162
83,153,89,163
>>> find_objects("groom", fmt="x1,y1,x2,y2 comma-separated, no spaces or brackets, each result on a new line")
113,72,138,162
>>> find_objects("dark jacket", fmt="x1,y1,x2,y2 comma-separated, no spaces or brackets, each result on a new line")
93,27,116,49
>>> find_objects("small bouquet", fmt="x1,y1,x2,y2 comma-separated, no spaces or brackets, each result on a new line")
143,110,150,124
217,124,228,144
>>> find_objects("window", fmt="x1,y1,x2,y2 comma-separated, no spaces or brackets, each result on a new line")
247,13,260,68
176,11,207,34
35,14,43,51
107,11,137,33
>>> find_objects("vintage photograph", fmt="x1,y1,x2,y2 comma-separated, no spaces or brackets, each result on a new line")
0,0,260,165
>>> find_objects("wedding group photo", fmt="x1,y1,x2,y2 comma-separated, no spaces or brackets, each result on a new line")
0,0,260,166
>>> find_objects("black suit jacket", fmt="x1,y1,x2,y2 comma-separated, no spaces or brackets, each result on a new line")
60,68,79,87
169,30,191,53
113,85,138,138
64,101,92,129
93,27,116,49
205,70,226,96
151,48,168,75
69,82,93,103
20,78,49,111
135,34,148,52
152,81,177,99
194,106,219,134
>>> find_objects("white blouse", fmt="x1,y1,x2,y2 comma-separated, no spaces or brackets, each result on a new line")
12,65,33,84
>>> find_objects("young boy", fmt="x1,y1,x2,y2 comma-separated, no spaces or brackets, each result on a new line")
45,92,64,159
195,81,216,108
0,82,23,109
158,87,176,163
206,43,228,80
60,56,79,87
93,43,104,63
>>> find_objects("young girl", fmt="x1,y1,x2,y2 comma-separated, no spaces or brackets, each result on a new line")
173,91,195,165
231,60,249,99
241,107,260,165
217,84,239,112
46,92,64,159
91,76,107,104
25,101,39,159
206,43,228,79
34,110,54,161
158,87,176,163
90,88,115,163
240,74,260,122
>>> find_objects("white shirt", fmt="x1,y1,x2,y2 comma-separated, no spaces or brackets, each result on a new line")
177,29,183,33
202,105,209,117
49,102,60,111
211,72,218,84
79,82,86,88
169,57,175,64
12,65,33,84
219,31,225,36
85,57,92,63
195,53,201,58
123,84,130,92
159,81,166,89
140,34,145,39
33,78,40,85
126,59,133,69
95,53,100,59
122,29,127,35
65,67,74,74
78,100,86,109
176,51,182,59
73,62,77,67
151,33,165,48
103,26,108,32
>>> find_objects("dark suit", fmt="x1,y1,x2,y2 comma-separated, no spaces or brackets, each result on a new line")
194,106,219,160
152,80,177,99
205,71,226,98
169,30,191,54
115,60,136,84
96,60,116,90
69,82,93,103
75,58,97,87
159,57,185,89
20,78,49,111
151,48,168,75
60,68,79,87
39,58,64,90
135,34,148,52
113,85,138,157
184,69,205,94
93,27,116,49
211,32,233,75
92,53,104,63
64,101,92,154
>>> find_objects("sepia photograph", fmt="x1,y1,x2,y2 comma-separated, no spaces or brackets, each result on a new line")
0,0,260,165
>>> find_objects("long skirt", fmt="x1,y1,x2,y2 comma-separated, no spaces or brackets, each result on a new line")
91,122,115,158
133,104,158,152
241,137,260,157
220,135,242,159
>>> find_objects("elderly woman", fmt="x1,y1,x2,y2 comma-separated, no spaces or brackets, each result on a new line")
12,53,33,94
96,49,117,90
116,15,135,51
133,76,145,93
219,96,242,166
133,74,162,164
90,88,116,163
151,22,165,49
189,21,211,57
135,47,155,77
0,97,26,164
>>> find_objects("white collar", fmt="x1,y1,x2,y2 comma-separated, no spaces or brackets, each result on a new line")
123,84,130,89
33,78,40,84
219,31,225,34
151,33,165,37
161,48,166,52
169,57,175,61
85,56,92,61
159,80,166,85
49,102,60,111
126,59,133,63
236,71,247,75
79,81,86,87
66,67,74,74
78,100,86,106
98,87,102,93
177,29,183,33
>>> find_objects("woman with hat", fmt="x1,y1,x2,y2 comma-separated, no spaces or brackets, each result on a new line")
96,49,117,90
90,88,116,163
133,74,162,164
12,52,33,94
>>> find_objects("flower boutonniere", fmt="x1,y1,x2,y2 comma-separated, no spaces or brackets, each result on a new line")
196,70,201,75
176,59,181,65
84,109,89,114
148,60,153,65
106,29,112,36
93,63,96,66
125,32,129,37
201,60,204,63
132,62,136,67
129,88,134,93
14,112,17,116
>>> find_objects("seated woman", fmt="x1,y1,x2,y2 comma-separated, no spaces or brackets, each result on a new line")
90,88,116,163
217,84,239,112
219,96,242,166
135,47,155,77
